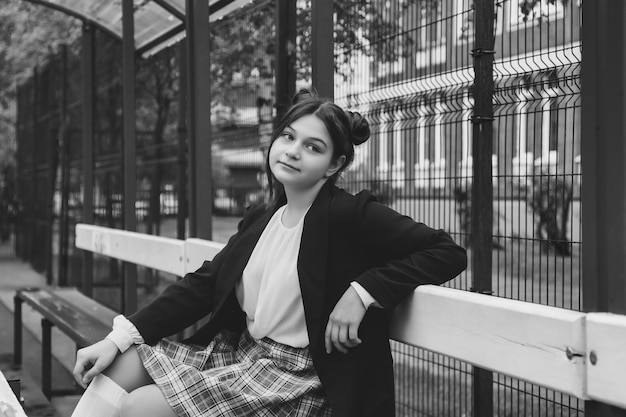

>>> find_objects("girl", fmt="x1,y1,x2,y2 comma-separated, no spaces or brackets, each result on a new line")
71,89,467,417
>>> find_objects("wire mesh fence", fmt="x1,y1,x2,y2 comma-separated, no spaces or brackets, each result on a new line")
12,0,583,415
334,0,582,415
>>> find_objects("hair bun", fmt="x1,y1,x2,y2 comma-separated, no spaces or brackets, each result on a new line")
292,88,317,105
346,111,370,145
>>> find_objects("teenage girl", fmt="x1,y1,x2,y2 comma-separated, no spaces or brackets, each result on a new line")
71,89,467,417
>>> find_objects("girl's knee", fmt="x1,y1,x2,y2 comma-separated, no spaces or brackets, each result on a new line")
103,346,153,392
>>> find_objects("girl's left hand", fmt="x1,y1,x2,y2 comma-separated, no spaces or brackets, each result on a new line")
324,286,366,354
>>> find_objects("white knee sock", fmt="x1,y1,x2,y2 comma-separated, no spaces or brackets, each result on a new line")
71,374,128,417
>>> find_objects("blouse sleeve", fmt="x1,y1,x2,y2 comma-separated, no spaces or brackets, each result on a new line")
352,191,467,309
106,314,145,353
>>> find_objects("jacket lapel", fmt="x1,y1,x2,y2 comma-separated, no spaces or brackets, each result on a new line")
298,183,333,348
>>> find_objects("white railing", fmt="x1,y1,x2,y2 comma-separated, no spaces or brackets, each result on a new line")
75,223,626,410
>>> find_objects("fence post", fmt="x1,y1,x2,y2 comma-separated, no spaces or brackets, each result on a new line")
176,41,188,241
81,22,95,297
471,0,495,415
122,0,138,314
58,44,70,287
581,1,626,416
185,0,213,240
275,0,296,122
311,0,334,99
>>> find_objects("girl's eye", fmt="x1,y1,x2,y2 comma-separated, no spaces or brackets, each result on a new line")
280,132,294,141
306,144,321,153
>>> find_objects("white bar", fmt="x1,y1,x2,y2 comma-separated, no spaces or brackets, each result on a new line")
75,224,186,276
586,313,626,408
74,225,626,404
184,238,225,273
390,285,587,398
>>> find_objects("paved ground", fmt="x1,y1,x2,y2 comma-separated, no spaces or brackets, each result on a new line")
0,238,80,416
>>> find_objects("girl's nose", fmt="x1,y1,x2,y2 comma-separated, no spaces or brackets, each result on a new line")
285,146,300,160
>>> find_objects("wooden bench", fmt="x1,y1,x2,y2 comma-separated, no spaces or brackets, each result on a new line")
13,287,117,399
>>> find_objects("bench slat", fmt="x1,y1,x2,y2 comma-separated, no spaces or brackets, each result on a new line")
52,288,117,326
185,238,225,273
390,285,587,398
76,224,186,276
17,289,112,348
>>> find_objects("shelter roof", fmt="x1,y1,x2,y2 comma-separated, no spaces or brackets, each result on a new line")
26,0,255,55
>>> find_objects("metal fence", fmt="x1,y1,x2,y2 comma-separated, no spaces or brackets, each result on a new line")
12,0,583,415
334,0,582,415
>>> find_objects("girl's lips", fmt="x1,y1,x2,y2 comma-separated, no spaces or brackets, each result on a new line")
278,161,300,171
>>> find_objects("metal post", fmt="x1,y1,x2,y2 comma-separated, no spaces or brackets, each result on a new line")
275,0,296,121
81,22,95,297
13,295,22,366
29,67,38,265
45,62,55,285
177,42,188,242
185,0,213,240
311,0,335,99
41,318,53,399
471,0,495,415
582,1,626,416
311,0,334,100
122,0,137,314
58,44,70,287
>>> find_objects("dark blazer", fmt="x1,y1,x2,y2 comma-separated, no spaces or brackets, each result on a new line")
129,182,467,417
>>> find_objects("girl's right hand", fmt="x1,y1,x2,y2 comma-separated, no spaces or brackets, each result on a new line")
72,338,119,388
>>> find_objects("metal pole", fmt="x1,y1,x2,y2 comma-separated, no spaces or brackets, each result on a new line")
45,62,55,285
177,41,188,242
581,1,626,415
81,22,95,297
58,44,70,287
471,0,495,415
275,0,296,121
185,0,213,240
311,0,334,100
30,67,38,265
122,0,137,314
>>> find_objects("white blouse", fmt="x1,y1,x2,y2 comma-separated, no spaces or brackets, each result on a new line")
235,205,309,347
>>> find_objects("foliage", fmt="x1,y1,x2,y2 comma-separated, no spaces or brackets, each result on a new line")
0,1,81,183
209,0,439,102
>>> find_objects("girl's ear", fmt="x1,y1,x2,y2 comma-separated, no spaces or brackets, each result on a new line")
326,155,347,178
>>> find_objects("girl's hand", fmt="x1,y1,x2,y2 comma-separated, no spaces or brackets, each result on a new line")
72,339,119,388
324,286,366,354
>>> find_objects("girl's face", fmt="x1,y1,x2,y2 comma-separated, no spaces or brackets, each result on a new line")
268,114,345,192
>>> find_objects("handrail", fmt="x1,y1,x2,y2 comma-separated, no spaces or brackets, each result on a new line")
75,223,626,409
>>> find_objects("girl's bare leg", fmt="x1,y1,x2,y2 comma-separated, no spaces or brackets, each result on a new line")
71,346,155,417
103,346,153,392
120,385,177,417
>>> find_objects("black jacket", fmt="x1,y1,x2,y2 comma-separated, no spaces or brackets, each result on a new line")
129,183,467,416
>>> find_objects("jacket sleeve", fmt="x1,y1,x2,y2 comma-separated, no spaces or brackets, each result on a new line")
352,191,467,309
128,205,266,344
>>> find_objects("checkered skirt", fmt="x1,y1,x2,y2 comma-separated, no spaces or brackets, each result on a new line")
136,330,332,417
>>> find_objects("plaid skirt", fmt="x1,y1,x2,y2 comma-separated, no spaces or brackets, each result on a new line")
136,330,332,417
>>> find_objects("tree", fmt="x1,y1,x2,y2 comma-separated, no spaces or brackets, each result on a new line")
0,1,80,242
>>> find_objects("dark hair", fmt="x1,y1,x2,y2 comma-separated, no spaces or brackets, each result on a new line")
265,89,370,197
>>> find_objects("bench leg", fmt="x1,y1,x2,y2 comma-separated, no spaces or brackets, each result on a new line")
13,295,22,367
41,318,53,399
